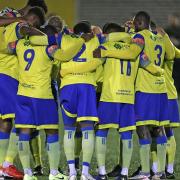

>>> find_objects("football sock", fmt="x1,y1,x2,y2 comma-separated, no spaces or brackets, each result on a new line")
30,130,41,167
95,129,108,175
47,133,60,176
151,138,159,173
156,135,167,173
166,129,176,173
139,138,151,174
81,126,95,176
64,127,76,176
151,151,158,174
0,131,10,165
4,128,18,167
74,131,82,168
18,133,31,174
121,131,133,176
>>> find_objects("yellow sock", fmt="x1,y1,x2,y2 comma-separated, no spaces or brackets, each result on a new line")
166,136,176,173
30,131,41,167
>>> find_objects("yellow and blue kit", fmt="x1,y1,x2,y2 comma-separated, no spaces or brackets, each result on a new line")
60,35,104,125
8,36,83,129
164,47,180,127
99,30,175,126
0,16,25,120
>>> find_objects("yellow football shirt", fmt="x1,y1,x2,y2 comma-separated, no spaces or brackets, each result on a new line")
60,36,102,88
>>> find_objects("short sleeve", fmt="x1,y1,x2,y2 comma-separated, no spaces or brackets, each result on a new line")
15,22,29,39
132,33,145,49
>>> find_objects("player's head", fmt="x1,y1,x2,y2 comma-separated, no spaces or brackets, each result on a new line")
26,0,48,13
41,25,58,36
47,15,64,32
103,23,125,34
91,26,102,35
73,20,91,35
133,11,150,32
25,7,45,28
20,0,48,16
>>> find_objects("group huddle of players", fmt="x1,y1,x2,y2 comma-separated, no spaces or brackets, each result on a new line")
0,0,180,180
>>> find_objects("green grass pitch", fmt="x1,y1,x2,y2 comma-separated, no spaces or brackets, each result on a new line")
14,113,180,180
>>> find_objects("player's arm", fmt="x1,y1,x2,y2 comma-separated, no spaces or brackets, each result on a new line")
60,59,103,77
156,27,175,60
139,52,164,76
46,37,85,62
106,32,131,43
93,34,144,60
174,46,180,58
164,34,175,60
0,16,25,26
19,25,44,37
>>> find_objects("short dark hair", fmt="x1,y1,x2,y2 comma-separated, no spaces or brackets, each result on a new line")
103,23,125,34
27,0,48,13
27,7,45,26
135,11,150,25
73,20,91,34
41,25,58,35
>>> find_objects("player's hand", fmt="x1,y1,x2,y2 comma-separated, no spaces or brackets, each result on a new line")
156,27,166,36
124,20,134,28
81,33,94,42
93,48,102,58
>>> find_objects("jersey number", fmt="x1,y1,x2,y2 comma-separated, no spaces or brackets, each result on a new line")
73,44,86,62
120,60,131,76
154,45,162,66
24,49,35,71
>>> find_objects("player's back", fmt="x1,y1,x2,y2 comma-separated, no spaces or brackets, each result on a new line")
135,30,166,93
100,41,139,104
60,35,101,88
0,22,21,79
16,39,54,99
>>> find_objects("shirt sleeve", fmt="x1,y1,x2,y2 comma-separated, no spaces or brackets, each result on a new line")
131,33,145,49
15,22,29,39
139,51,164,76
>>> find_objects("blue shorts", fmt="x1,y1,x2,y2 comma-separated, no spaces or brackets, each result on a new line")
0,74,18,120
167,99,180,127
135,92,169,126
15,95,59,129
60,84,98,125
98,102,136,132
